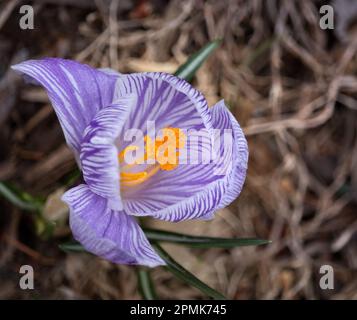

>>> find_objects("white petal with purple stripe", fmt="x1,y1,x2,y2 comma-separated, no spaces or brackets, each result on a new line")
114,72,212,136
11,58,118,155
62,184,164,267
123,100,248,222
80,95,134,210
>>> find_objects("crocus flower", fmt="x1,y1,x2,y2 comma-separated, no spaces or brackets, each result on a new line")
12,58,248,267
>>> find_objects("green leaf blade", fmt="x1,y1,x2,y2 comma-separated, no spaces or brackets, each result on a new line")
153,243,226,300
174,39,222,82
58,242,86,253
137,268,158,300
59,229,270,253
144,228,271,248
0,181,42,211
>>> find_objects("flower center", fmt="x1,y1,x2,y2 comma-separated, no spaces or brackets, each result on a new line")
119,127,185,187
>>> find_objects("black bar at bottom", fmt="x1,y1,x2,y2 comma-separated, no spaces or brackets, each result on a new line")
0,300,351,319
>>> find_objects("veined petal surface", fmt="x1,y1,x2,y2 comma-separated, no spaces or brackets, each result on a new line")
62,184,164,267
12,58,118,155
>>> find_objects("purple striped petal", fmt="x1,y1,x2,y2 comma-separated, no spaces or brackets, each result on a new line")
62,184,164,267
114,72,213,140
212,100,248,209
80,95,134,210
11,58,118,156
122,101,248,222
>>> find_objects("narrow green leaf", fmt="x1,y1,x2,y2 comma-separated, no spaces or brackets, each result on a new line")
137,268,158,300
153,243,226,300
59,242,226,299
59,229,271,253
144,228,271,248
64,168,81,187
0,181,42,211
174,39,222,82
58,242,86,253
